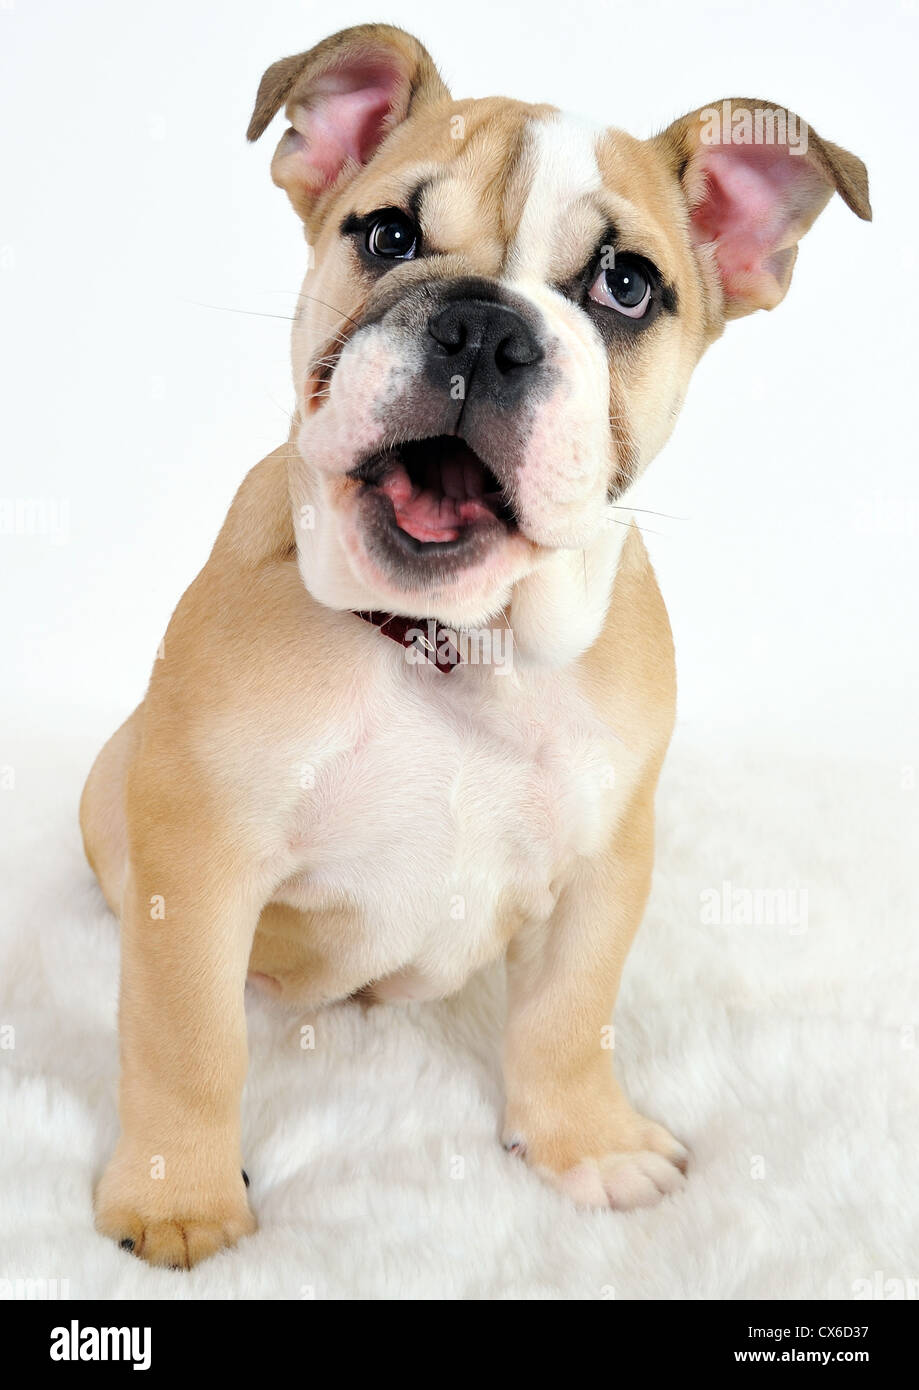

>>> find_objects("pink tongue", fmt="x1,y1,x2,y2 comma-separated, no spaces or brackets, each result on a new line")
379,459,498,543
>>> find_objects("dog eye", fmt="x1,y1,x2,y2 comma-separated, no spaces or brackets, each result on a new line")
365,210,419,260
588,256,651,318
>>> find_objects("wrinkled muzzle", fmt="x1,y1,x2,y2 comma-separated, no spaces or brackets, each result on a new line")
292,273,616,624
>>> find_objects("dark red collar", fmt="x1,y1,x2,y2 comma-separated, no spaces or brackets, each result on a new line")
353,610,462,673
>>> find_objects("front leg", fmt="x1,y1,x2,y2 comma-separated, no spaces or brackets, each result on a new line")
502,788,688,1210
95,833,260,1267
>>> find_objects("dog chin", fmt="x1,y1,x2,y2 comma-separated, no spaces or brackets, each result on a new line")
296,430,536,624
335,493,535,627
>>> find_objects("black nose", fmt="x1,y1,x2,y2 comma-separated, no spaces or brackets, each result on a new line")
426,298,543,407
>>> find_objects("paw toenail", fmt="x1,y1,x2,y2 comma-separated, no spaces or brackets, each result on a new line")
241,1168,250,1187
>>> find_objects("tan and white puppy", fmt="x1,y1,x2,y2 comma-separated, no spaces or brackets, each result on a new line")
80,24,870,1267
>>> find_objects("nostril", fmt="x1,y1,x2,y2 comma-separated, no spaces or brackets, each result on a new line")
427,307,466,355
494,332,542,373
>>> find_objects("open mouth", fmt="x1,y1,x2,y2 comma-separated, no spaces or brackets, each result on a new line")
351,436,517,550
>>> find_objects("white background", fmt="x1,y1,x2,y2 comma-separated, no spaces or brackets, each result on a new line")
1,0,916,757
1,1,917,1303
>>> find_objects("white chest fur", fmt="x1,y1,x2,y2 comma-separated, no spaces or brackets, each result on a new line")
268,640,625,1000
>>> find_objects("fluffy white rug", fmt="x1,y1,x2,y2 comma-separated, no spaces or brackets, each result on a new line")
1,718,916,1300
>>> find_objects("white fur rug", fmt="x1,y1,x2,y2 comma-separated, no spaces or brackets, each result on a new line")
1,719,916,1300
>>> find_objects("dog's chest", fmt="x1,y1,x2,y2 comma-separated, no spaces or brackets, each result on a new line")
272,659,623,998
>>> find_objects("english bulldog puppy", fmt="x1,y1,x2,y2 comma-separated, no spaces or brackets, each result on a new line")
81,24,870,1267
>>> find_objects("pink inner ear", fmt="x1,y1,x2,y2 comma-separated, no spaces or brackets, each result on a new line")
295,59,406,189
690,145,828,309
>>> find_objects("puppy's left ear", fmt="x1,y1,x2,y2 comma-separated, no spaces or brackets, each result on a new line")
655,100,871,319
247,24,449,227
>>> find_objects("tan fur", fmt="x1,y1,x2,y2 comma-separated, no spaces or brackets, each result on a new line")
503,530,680,1187
81,24,869,1264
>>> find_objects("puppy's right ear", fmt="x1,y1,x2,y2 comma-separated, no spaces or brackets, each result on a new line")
247,24,449,225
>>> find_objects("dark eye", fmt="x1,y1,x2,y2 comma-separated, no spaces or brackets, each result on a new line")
365,209,419,260
588,255,651,319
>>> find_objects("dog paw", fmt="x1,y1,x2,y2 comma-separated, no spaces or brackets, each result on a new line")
95,1156,255,1268
505,1113,689,1211
549,1143,688,1209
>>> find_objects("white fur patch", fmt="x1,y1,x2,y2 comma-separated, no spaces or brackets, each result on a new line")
508,516,627,666
507,113,605,281
266,648,629,1004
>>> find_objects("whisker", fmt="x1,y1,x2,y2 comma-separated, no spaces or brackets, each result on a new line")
265,395,297,423
183,299,298,322
605,517,667,537
610,505,688,521
295,293,362,329
241,287,360,332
